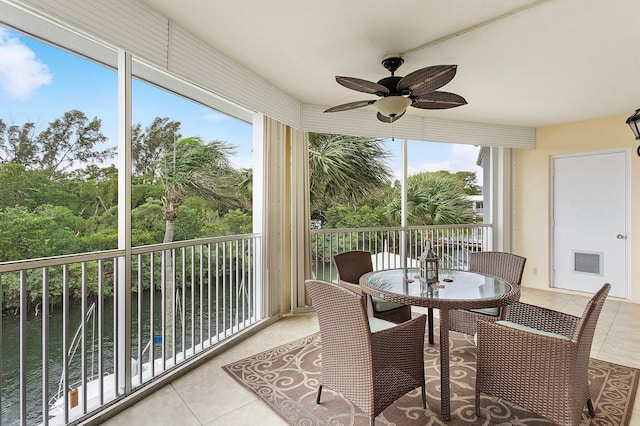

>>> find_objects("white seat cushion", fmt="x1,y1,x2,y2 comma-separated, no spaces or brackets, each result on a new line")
496,320,570,340
368,316,397,333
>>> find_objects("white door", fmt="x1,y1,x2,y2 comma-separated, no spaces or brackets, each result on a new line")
552,150,628,298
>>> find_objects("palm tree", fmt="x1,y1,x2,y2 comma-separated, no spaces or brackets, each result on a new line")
159,136,236,242
308,133,392,219
158,136,236,355
387,172,476,225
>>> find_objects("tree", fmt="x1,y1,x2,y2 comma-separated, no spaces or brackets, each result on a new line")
36,110,114,178
158,136,236,354
387,172,476,225
453,171,481,195
308,133,392,220
159,136,236,243
0,120,38,167
132,117,182,182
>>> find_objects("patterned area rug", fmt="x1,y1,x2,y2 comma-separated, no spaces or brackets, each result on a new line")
223,328,638,425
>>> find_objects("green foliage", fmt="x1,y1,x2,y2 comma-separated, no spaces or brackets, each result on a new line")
131,199,165,244
0,205,85,261
453,171,481,195
0,163,51,209
308,133,392,219
132,117,182,182
323,205,390,229
387,171,476,225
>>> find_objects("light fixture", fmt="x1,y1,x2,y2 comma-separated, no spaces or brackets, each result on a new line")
374,96,412,121
625,108,640,157
626,109,640,140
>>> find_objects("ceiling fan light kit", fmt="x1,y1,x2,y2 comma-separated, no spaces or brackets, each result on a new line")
324,56,467,123
374,96,412,119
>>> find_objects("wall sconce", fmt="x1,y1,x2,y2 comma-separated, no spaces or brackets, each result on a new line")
625,109,640,156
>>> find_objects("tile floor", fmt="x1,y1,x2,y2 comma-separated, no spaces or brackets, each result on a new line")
102,287,640,425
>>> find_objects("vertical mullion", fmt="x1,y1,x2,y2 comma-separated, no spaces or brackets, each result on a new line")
190,246,195,354
41,268,49,425
137,254,143,386
98,260,104,405
19,270,28,426
207,244,212,343
149,252,155,378
222,242,227,337
81,262,88,414
234,240,239,328
181,247,186,361
62,264,70,424
172,248,177,366
241,239,246,324
112,259,119,399
160,251,166,371
199,245,203,350
215,242,220,340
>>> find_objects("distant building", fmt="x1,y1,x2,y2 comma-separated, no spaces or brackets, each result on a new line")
467,194,484,221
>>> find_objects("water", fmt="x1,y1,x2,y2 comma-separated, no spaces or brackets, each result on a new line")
2,297,116,425
1,282,249,425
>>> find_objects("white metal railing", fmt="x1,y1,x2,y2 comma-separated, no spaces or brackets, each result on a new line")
0,233,262,426
310,224,492,282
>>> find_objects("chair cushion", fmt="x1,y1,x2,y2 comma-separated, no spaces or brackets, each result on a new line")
368,316,397,333
469,307,500,316
372,296,405,312
496,320,570,340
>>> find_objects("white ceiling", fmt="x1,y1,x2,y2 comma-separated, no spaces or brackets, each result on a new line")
141,0,640,128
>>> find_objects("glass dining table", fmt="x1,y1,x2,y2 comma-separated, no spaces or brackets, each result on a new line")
359,267,520,421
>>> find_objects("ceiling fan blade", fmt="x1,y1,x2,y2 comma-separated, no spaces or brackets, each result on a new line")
324,99,376,113
336,76,390,96
397,65,457,96
376,110,406,123
411,91,467,110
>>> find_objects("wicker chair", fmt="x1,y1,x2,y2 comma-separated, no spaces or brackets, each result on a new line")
305,279,427,426
475,283,611,426
449,251,526,335
333,250,412,323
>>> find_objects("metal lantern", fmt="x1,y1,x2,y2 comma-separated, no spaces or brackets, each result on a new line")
419,239,439,285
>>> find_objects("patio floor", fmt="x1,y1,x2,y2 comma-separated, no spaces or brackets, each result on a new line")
101,287,640,425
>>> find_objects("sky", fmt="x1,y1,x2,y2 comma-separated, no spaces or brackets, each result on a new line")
0,26,482,183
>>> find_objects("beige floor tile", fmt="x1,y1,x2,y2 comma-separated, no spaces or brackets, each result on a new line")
101,389,200,426
175,367,258,424
206,400,287,426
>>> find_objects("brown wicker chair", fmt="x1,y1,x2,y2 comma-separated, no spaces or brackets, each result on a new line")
333,250,412,323
475,283,611,426
449,251,526,335
305,279,427,426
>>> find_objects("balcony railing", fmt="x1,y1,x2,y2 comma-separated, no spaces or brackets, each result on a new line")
311,224,492,282
0,223,490,425
0,233,262,426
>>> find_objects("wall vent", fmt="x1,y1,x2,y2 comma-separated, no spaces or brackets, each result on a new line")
573,251,603,275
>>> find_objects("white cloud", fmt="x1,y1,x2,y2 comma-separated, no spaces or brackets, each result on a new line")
201,111,228,122
0,29,52,100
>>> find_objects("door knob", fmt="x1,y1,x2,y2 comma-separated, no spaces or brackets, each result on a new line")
616,234,625,239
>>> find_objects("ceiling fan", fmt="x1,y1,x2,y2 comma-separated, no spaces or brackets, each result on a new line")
324,56,467,123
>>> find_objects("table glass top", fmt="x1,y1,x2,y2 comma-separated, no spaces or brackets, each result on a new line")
362,268,513,301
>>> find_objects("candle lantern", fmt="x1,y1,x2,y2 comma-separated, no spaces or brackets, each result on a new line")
419,239,439,285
